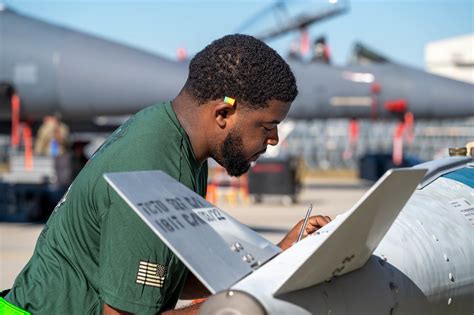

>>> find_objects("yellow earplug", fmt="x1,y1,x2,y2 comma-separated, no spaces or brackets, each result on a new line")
224,96,236,106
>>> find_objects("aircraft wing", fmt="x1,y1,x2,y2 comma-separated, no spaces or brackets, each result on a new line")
254,168,426,296
104,171,281,294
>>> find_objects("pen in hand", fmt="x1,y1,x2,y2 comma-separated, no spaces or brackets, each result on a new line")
297,203,313,242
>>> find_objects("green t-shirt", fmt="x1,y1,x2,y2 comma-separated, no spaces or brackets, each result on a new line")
6,102,208,314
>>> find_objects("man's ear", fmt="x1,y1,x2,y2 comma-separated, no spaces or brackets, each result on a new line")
214,101,236,129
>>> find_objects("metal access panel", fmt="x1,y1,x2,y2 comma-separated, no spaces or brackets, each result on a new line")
104,170,281,294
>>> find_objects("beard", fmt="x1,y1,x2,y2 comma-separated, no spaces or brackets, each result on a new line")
215,129,251,177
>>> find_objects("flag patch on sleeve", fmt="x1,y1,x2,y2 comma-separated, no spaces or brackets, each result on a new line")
136,261,167,288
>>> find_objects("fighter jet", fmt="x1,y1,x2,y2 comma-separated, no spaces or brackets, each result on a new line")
1,4,472,129
105,155,474,314
0,6,187,125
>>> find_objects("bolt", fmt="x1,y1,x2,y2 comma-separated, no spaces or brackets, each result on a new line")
449,273,455,282
444,254,449,262
448,297,452,305
227,291,234,297
432,235,439,242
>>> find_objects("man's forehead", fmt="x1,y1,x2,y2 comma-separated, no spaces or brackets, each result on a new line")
257,100,291,121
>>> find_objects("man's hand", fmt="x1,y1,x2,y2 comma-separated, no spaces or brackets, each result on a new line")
278,215,331,250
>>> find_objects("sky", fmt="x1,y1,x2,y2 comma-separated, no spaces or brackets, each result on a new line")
2,0,473,70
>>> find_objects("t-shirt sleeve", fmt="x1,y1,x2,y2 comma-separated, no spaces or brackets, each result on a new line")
98,189,188,314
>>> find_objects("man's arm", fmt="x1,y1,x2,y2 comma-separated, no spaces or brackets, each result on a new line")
162,302,203,314
278,215,331,250
103,304,132,315
180,273,210,300
103,273,209,314
103,215,330,315
104,301,204,315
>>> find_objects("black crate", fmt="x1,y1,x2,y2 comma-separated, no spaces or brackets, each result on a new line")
248,157,299,203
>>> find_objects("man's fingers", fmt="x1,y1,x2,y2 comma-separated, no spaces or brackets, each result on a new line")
304,215,331,234
309,215,330,226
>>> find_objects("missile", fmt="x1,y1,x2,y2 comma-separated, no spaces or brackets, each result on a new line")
202,157,474,314
105,156,474,315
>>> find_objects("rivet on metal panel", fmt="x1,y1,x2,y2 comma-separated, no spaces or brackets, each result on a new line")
230,244,239,252
444,254,449,262
416,219,423,226
235,242,243,250
227,291,234,297
448,297,452,305
449,273,455,282
381,255,388,262
432,235,439,242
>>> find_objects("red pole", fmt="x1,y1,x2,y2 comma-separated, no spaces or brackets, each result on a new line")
23,123,34,170
11,94,21,148
404,112,415,146
392,121,405,166
370,82,381,120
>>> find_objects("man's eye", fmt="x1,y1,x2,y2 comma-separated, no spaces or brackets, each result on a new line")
263,126,272,131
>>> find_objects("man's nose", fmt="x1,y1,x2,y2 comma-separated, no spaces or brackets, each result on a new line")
266,127,279,146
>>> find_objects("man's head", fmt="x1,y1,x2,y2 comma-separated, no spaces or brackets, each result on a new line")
180,34,298,176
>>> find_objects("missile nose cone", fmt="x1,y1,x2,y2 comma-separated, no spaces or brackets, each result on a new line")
199,290,266,315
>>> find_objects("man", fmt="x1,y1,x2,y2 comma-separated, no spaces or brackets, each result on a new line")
2,34,330,314
34,114,70,157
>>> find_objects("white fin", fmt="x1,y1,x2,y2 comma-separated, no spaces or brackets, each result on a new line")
271,168,427,296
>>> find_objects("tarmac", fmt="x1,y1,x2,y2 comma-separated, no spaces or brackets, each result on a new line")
0,176,370,291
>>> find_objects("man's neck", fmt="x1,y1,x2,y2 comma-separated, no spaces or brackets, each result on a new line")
171,93,208,164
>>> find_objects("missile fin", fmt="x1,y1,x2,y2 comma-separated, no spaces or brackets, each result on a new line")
104,170,281,294
272,168,427,296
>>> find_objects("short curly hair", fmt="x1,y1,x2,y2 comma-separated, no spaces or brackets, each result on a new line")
183,34,298,109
